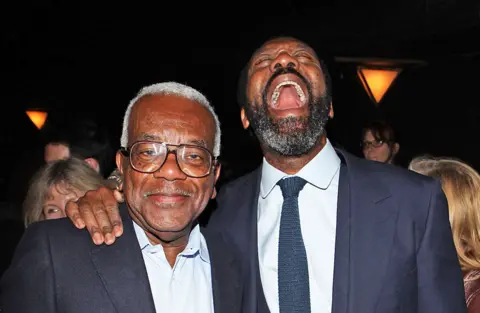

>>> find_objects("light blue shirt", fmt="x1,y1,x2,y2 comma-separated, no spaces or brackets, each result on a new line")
257,139,341,313
133,221,214,313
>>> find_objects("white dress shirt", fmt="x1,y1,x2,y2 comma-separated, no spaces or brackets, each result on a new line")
133,221,214,313
257,139,341,313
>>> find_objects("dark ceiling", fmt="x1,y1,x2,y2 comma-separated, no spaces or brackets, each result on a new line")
3,0,479,112
0,0,479,202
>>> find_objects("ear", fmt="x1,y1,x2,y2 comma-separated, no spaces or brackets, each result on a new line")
240,107,250,129
210,163,222,199
393,143,400,155
328,102,334,119
84,158,100,173
116,151,125,175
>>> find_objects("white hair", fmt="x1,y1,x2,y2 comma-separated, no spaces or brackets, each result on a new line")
120,82,221,157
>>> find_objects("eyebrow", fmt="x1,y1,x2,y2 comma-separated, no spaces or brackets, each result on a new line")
139,133,208,148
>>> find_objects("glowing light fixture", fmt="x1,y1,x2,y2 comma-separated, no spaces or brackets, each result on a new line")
26,110,48,129
357,67,401,105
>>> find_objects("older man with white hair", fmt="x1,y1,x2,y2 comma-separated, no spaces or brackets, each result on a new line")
0,82,243,313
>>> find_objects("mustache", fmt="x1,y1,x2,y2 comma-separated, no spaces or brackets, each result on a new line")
263,67,311,104
143,187,193,198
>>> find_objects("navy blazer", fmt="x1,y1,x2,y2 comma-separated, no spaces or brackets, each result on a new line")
0,204,243,313
206,149,467,313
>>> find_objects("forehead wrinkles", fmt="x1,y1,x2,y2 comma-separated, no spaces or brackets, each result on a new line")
143,108,190,128
132,105,213,144
248,41,319,76
253,39,315,57
130,101,191,132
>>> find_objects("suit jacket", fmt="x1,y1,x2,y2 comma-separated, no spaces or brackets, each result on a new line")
0,204,242,313
206,149,467,313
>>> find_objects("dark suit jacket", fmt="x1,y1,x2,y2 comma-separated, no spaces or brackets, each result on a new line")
0,204,242,313
206,149,467,313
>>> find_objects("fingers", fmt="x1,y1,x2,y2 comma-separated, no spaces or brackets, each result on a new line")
101,190,123,244
113,189,124,203
112,189,124,238
66,199,86,229
77,186,119,245
77,193,105,245
66,185,125,245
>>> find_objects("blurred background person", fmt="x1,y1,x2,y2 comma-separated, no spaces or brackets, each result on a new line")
409,156,480,312
42,117,114,178
23,157,106,226
361,120,400,164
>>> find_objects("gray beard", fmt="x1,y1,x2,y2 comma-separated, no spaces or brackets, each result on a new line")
245,95,330,157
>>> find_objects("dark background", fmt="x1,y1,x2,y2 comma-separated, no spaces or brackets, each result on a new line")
1,0,480,204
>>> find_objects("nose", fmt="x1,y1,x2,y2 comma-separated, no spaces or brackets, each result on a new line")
153,153,187,181
269,51,299,72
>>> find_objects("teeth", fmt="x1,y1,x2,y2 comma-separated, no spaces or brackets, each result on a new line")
271,80,306,106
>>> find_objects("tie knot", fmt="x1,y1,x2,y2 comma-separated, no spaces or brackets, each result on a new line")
277,176,307,199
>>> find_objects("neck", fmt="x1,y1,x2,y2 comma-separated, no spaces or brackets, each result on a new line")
263,136,327,175
145,231,190,268
128,208,193,268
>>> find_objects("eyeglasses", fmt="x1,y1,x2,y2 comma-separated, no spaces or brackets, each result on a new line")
120,141,217,178
361,140,387,149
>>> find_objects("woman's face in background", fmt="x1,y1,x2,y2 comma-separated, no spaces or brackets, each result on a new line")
362,130,396,163
42,184,82,220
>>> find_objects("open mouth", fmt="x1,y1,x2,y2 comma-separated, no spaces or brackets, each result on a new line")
267,76,308,111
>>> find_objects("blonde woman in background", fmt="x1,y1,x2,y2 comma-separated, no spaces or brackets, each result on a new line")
23,157,106,226
409,156,480,312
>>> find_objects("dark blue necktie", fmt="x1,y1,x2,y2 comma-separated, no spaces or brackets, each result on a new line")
277,176,310,313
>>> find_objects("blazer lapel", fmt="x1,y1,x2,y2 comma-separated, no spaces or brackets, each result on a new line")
219,167,262,313
331,162,350,313
205,230,243,313
337,151,398,313
90,205,156,313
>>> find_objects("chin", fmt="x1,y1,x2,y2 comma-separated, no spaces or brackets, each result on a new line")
156,228,191,242
146,215,191,232
141,206,189,229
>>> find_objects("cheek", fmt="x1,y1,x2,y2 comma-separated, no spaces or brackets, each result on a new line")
191,178,215,212
248,74,266,99
309,73,327,96
124,170,149,209
379,146,391,155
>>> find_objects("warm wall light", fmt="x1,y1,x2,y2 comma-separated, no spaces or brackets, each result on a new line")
26,110,48,129
357,67,401,105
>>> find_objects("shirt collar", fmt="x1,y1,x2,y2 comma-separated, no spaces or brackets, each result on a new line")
260,139,341,198
133,221,210,263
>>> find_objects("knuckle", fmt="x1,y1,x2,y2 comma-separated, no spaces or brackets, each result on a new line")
106,205,118,214
90,226,99,234
93,207,106,217
84,189,98,198
102,226,113,233
78,203,91,213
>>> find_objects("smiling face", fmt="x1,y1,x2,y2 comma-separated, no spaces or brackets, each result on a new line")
242,37,332,157
117,94,220,244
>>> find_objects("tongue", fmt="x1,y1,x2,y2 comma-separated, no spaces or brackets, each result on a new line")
275,86,302,110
